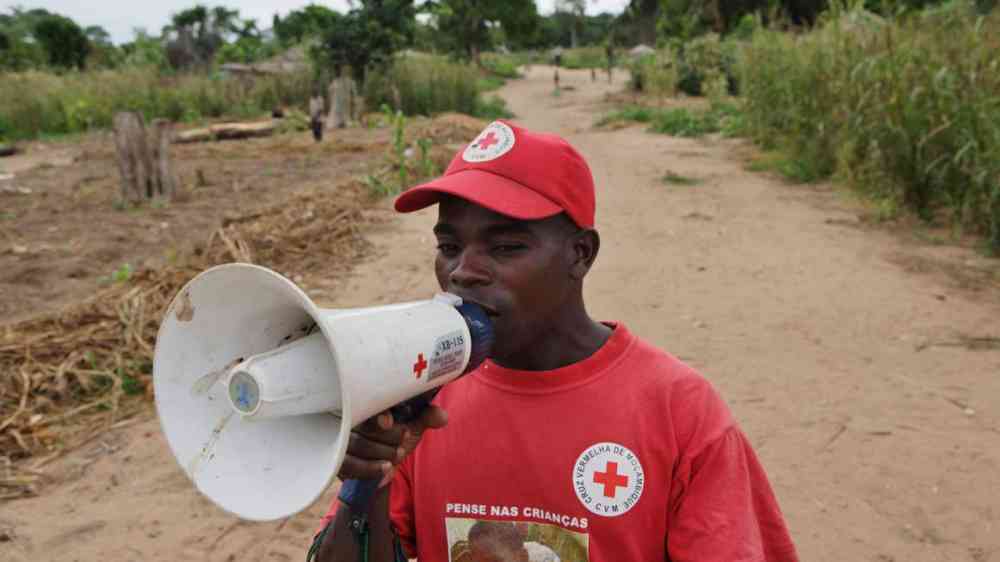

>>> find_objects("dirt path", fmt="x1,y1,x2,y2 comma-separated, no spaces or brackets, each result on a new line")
4,67,999,562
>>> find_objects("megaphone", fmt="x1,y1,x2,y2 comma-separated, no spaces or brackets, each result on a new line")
153,263,493,521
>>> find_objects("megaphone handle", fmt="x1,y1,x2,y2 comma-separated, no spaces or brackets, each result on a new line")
338,389,440,513
338,477,380,514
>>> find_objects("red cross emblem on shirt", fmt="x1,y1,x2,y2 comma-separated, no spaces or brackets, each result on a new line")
476,132,499,150
413,353,428,379
593,461,629,498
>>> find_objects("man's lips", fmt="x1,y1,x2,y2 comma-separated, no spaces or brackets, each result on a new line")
457,297,499,317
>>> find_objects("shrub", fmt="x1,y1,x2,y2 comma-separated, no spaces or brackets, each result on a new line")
628,52,679,96
675,34,741,97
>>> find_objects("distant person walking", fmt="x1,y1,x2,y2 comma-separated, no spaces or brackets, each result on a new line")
309,94,325,142
605,42,615,83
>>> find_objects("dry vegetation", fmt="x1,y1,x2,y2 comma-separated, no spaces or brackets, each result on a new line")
0,113,487,500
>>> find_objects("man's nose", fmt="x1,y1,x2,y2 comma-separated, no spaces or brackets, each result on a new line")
448,249,491,287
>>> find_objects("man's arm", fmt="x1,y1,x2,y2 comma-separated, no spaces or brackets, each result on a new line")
313,406,447,562
314,486,396,562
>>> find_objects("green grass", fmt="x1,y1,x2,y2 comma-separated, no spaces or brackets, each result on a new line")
745,150,830,184
662,171,702,186
474,95,513,120
477,75,506,93
596,106,656,127
598,102,745,138
481,53,522,79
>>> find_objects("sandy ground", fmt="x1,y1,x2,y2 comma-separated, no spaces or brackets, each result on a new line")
3,67,1000,562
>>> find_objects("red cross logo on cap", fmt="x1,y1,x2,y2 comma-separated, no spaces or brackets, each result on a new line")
476,132,499,150
413,353,428,379
593,461,629,498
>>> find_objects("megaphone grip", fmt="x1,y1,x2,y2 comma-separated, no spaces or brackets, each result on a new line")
338,477,380,513
337,387,437,512
337,302,493,515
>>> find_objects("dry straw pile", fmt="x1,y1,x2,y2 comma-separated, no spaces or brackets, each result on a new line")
0,183,370,499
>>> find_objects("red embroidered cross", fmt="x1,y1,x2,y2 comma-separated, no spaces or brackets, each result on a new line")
476,132,499,149
413,353,428,379
593,461,629,498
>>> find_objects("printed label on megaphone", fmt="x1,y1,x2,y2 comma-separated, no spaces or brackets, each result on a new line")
153,264,492,521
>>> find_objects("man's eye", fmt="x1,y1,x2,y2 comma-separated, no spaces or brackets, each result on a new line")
493,244,526,255
437,243,460,256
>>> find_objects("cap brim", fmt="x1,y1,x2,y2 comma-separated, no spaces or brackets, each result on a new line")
394,169,562,221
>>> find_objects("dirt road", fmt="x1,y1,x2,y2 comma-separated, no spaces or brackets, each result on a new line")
4,67,999,562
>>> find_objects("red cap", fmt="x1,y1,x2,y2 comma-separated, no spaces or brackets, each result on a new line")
394,120,595,228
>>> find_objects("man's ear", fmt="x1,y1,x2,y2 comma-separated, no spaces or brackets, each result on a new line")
568,229,600,281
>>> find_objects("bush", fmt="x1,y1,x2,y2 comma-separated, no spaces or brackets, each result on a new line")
628,52,679,96
0,68,313,140
674,34,741,98
739,2,1000,251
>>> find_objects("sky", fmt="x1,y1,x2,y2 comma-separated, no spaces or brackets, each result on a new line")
4,0,631,44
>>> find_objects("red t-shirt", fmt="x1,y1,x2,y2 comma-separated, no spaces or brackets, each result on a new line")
322,324,798,561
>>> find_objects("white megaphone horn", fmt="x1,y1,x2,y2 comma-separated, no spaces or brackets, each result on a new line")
152,263,493,521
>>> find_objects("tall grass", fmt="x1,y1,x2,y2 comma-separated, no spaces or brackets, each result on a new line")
561,47,609,69
739,2,1000,251
364,56,479,116
0,68,313,141
364,55,512,120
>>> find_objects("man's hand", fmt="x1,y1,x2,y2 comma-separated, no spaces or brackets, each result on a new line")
337,405,449,483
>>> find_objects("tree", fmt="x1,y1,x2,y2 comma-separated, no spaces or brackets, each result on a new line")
629,0,660,44
555,0,587,47
83,25,123,68
0,9,46,69
312,0,415,84
216,20,277,64
273,4,341,46
163,4,243,69
33,14,91,69
423,0,539,65
120,29,169,69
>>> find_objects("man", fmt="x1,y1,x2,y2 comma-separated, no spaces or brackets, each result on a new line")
313,121,798,561
309,94,325,142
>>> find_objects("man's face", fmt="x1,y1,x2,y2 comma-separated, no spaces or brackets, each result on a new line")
433,197,578,366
